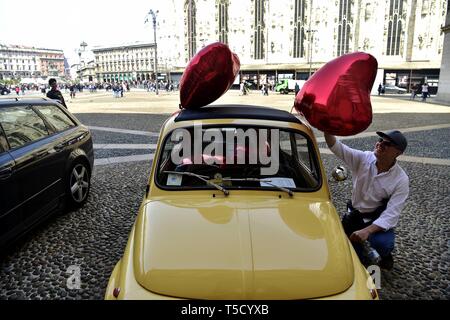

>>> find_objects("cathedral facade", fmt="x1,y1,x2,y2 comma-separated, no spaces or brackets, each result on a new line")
151,0,447,92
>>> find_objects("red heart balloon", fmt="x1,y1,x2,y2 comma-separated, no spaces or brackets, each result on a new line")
294,52,377,136
180,42,240,109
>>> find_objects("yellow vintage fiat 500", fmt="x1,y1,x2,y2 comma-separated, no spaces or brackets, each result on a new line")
105,104,378,300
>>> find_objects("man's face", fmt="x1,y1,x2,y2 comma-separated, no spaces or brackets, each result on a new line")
374,137,402,161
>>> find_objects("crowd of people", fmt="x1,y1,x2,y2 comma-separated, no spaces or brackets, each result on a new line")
410,83,431,101
1,79,180,98
377,82,432,102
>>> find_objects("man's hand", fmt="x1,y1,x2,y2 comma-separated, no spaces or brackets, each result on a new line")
349,229,371,243
349,224,384,243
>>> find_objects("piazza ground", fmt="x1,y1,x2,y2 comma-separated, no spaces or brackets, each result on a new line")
0,89,449,300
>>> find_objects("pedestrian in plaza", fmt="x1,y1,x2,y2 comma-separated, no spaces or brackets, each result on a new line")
421,83,429,102
69,84,76,98
324,130,409,270
240,81,245,96
15,86,20,95
112,84,118,98
377,83,382,96
295,82,300,96
410,84,418,100
47,78,67,108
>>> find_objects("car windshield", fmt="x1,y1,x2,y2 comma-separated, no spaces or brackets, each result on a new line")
156,125,321,192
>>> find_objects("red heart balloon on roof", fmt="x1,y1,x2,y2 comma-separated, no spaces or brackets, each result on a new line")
180,42,240,109
293,52,377,136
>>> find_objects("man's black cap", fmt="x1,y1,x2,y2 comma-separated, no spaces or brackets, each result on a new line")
376,130,407,152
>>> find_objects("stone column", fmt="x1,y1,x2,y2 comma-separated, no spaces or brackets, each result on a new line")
436,3,450,104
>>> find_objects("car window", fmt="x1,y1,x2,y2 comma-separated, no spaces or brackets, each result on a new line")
0,106,50,149
279,131,292,156
295,134,319,181
156,125,320,191
36,104,76,132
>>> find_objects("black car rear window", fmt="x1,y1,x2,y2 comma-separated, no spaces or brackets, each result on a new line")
35,104,76,132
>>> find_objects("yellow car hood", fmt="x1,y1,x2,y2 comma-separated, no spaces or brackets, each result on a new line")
133,195,354,299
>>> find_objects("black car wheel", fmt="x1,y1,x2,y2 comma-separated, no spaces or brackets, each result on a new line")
66,160,91,208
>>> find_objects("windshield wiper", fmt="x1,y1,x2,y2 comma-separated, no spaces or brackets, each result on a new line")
164,171,229,196
222,177,293,197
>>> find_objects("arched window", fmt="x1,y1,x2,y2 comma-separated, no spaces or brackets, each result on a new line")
386,0,404,56
337,0,353,56
293,0,307,58
254,0,265,60
218,0,229,44
185,0,197,60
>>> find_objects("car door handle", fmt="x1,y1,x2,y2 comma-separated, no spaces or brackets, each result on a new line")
34,150,48,159
0,166,13,180
54,143,65,152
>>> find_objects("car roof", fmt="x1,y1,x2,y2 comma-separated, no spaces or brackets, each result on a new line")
0,97,61,108
174,104,302,124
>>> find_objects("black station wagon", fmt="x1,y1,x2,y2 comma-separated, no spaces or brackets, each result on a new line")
0,98,94,251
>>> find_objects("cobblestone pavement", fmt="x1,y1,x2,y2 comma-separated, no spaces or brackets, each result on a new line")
0,107,449,300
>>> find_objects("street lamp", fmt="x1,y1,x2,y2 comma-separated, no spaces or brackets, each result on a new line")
78,41,87,82
146,9,159,95
306,29,317,79
306,1,316,79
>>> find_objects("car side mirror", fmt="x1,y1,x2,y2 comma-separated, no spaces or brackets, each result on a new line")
331,165,348,181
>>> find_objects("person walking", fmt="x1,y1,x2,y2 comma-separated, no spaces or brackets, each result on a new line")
378,84,383,96
46,78,67,108
69,84,76,99
240,81,246,96
295,82,300,96
410,84,418,100
421,83,429,102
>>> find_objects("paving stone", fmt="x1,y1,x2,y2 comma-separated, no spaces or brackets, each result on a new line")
0,112,449,300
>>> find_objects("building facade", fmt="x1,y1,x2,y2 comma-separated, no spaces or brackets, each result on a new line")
151,0,448,92
78,60,96,83
0,44,65,80
92,42,156,83
436,1,450,103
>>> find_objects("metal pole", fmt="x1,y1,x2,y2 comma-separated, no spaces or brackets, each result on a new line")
409,69,412,93
309,32,312,78
308,1,312,78
150,11,159,95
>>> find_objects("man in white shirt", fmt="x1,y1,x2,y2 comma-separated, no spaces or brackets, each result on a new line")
325,130,409,269
421,83,429,101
